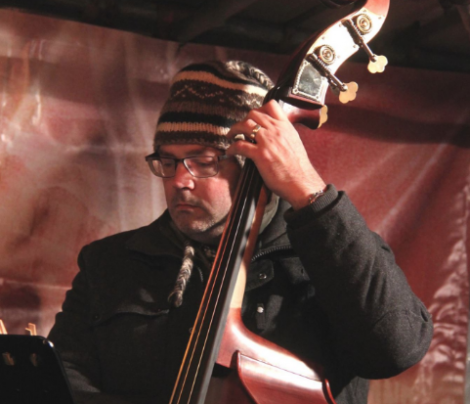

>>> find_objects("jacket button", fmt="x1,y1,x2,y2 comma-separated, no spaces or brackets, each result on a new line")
93,314,100,321
257,305,264,314
258,272,267,280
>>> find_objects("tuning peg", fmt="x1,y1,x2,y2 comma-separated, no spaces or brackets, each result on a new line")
339,82,358,103
368,55,388,74
343,17,388,74
306,53,359,104
330,82,358,104
0,319,7,335
318,106,328,128
26,323,37,336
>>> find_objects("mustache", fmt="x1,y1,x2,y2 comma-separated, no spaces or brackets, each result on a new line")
171,194,204,208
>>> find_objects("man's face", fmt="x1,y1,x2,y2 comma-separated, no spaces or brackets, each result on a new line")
159,144,241,245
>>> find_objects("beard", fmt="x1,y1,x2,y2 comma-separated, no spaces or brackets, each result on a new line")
168,194,228,245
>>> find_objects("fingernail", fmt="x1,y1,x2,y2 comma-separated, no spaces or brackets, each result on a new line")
233,134,246,141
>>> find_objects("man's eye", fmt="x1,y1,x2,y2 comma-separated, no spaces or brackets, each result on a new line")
192,157,214,168
160,159,174,168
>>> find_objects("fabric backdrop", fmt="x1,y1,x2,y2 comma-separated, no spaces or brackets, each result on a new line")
0,8,468,404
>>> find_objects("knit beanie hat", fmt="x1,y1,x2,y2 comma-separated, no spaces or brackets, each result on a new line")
153,60,274,151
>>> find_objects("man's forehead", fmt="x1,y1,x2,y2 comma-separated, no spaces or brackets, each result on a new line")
158,144,222,157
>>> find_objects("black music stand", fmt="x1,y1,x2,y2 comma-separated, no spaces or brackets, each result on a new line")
0,335,75,404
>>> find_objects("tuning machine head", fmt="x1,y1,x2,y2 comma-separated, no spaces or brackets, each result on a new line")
344,15,388,74
306,52,359,104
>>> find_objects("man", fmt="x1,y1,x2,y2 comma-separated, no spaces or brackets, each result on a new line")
48,60,433,404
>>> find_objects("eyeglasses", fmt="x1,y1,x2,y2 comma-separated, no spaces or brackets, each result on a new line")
145,152,230,178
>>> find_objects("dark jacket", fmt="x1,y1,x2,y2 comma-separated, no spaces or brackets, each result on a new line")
48,186,433,404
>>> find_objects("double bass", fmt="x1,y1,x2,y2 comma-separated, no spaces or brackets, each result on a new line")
170,0,390,403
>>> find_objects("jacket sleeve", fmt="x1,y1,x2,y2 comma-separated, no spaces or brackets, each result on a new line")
48,247,150,404
284,185,433,379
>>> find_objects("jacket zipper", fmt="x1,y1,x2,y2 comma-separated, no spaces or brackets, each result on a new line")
251,245,293,262
197,266,204,283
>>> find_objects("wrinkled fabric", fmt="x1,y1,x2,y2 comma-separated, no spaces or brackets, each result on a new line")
0,8,468,404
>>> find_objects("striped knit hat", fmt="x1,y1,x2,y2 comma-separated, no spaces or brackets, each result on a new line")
153,60,274,151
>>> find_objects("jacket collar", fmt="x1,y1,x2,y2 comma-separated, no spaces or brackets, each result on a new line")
258,198,292,249
126,210,184,258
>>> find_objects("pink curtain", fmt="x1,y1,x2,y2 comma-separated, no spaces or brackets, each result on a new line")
0,9,468,404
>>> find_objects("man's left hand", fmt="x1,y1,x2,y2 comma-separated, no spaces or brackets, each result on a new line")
227,100,326,210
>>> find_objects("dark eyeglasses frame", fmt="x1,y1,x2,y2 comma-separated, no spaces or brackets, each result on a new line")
145,152,230,178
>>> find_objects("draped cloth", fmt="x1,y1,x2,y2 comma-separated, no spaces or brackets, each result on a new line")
0,8,468,404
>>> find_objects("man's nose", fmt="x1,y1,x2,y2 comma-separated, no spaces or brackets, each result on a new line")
172,161,195,189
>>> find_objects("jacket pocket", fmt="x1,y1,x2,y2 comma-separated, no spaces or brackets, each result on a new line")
91,304,172,394
91,305,169,326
